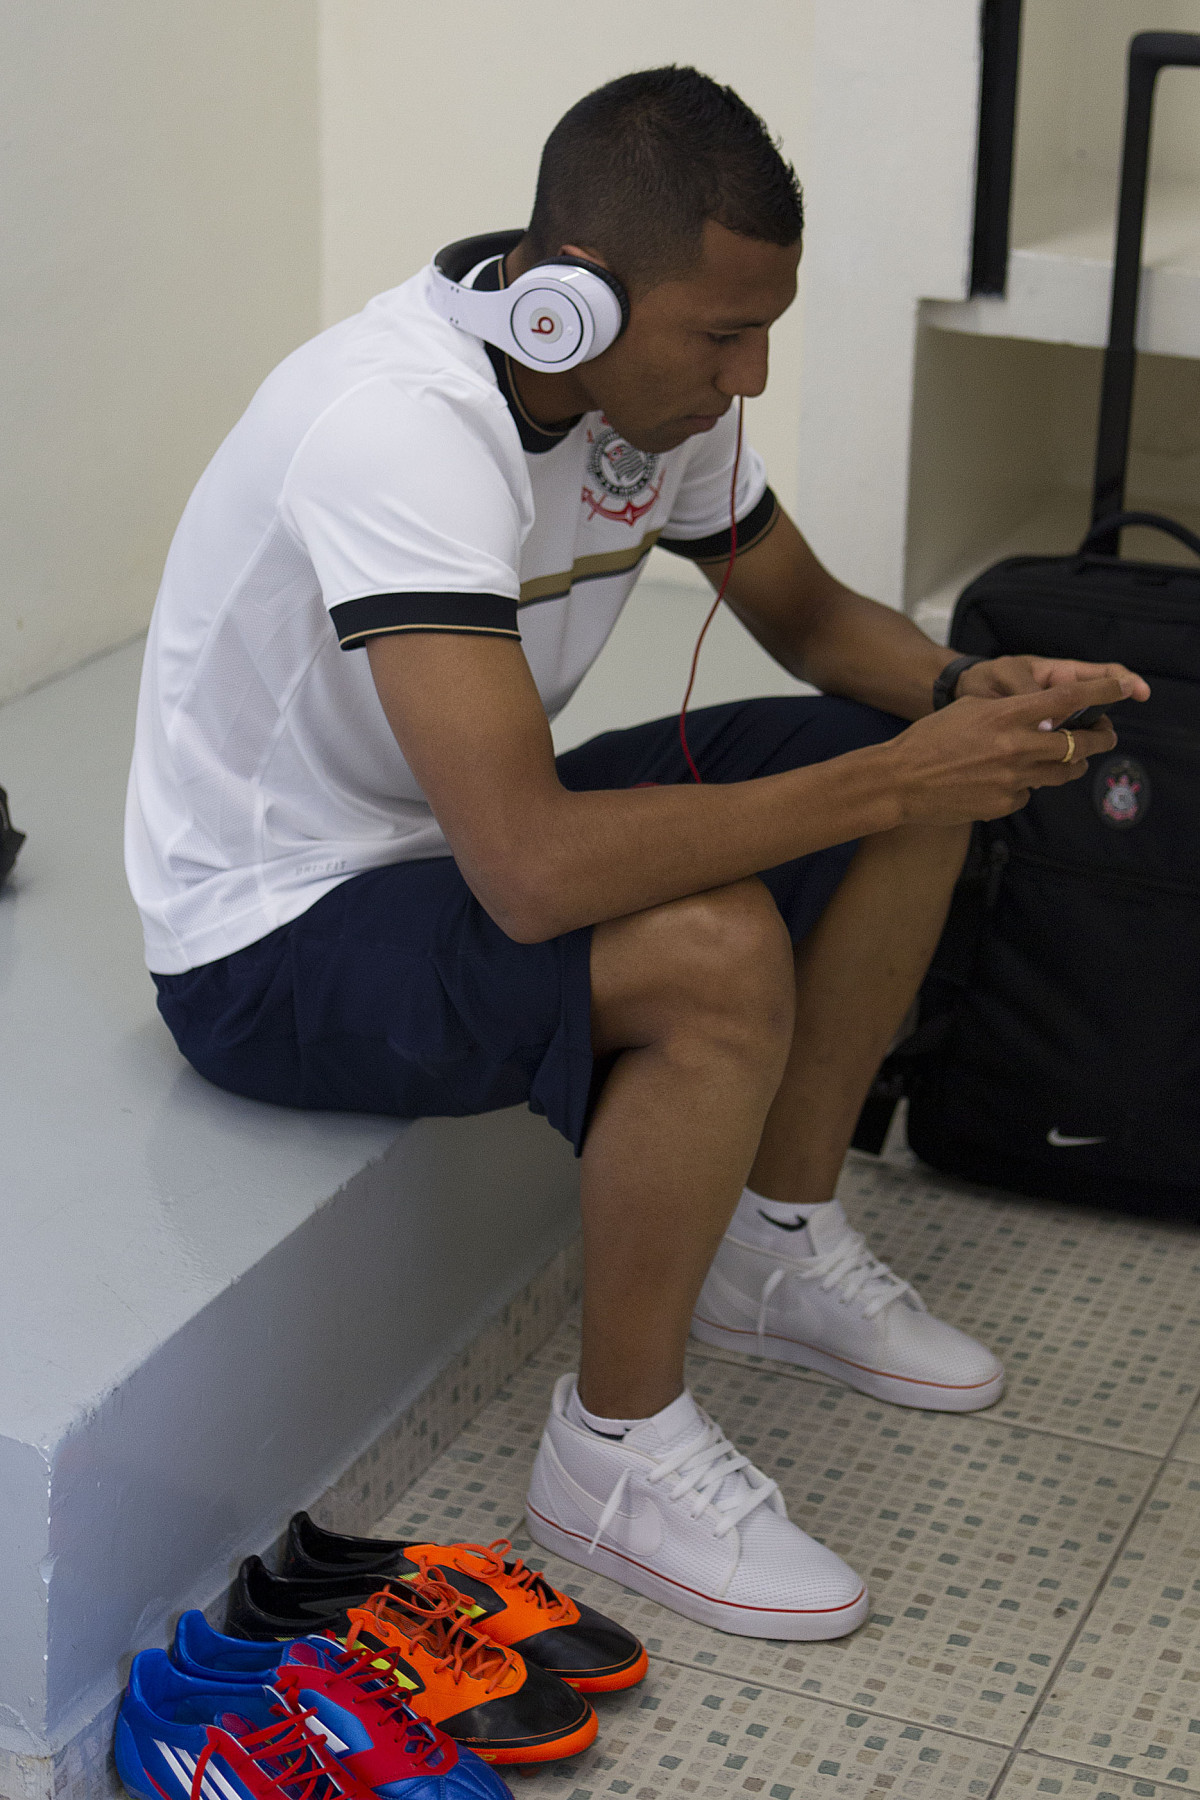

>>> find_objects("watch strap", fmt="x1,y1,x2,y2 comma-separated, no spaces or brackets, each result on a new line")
933,653,984,711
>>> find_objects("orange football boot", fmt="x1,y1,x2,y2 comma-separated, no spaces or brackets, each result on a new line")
409,1541,648,1694
282,1514,648,1695
342,1573,597,1766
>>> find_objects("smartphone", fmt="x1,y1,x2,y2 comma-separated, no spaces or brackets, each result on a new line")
1056,704,1109,730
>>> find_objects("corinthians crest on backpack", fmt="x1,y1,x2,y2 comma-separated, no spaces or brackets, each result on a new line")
1094,754,1148,828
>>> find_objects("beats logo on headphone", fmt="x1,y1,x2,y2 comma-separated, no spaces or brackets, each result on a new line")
429,231,629,372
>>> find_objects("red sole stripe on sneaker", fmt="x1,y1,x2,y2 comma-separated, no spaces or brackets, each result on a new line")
691,1317,1000,1390
526,1503,866,1617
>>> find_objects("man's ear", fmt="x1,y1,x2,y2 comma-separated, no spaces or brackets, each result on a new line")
560,243,610,269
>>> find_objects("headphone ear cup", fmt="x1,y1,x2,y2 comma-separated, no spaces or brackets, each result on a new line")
550,256,631,336
504,260,628,371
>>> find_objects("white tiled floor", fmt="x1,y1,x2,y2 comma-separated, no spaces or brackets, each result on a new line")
374,1149,1200,1800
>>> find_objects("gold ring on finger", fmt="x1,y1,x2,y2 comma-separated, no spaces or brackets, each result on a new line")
1060,728,1075,764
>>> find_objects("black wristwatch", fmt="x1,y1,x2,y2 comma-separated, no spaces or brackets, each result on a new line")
932,654,985,711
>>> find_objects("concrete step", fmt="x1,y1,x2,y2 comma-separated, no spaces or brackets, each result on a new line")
0,640,579,1794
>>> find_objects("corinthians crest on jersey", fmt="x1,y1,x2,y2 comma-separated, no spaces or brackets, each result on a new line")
582,423,663,527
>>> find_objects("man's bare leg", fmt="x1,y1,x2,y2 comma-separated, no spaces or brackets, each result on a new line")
578,878,794,1418
687,817,1003,1415
748,819,971,1209
532,875,871,1639
576,822,970,1419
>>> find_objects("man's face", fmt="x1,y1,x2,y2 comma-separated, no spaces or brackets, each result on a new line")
573,221,801,453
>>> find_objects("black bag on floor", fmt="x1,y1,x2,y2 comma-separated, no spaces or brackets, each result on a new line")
861,33,1200,1220
0,785,23,889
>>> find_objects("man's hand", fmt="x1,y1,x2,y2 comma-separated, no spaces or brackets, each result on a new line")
956,655,1151,705
883,677,1127,827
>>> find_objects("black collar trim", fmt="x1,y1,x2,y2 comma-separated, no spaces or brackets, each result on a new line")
470,250,583,455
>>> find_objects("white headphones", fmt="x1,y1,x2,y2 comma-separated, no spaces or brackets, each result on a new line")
429,231,630,373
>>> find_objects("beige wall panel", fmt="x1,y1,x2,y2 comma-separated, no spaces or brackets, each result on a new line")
904,328,1066,606
0,1,320,703
319,0,814,528
1013,0,1200,231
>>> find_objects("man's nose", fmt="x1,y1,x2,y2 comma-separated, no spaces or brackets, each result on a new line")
716,335,769,400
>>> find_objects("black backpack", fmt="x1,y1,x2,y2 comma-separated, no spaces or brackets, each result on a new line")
857,33,1200,1220
894,514,1200,1220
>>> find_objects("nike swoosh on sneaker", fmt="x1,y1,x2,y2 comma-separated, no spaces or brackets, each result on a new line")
611,1495,664,1556
757,1210,808,1231
1046,1128,1107,1147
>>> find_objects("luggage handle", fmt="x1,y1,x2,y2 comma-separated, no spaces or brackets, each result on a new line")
1078,510,1200,564
1090,32,1200,553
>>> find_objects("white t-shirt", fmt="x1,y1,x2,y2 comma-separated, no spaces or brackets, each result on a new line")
126,238,776,973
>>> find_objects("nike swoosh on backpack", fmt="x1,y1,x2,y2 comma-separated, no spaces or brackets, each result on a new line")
1046,1128,1106,1147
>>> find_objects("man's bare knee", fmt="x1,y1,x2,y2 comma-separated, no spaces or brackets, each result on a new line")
591,878,794,1057
667,879,793,1000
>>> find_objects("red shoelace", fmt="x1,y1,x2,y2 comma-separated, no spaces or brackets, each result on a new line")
417,1539,573,1623
190,1709,348,1800
276,1647,447,1768
345,1574,520,1698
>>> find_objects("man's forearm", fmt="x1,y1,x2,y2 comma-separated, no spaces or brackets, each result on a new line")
368,629,1125,949
720,514,954,721
466,744,905,942
763,584,954,722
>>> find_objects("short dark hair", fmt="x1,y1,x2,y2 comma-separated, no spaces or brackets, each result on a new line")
528,67,803,292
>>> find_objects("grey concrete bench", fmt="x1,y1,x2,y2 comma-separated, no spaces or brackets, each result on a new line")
0,641,579,1800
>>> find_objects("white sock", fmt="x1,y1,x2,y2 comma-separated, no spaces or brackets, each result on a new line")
730,1185,823,1253
565,1382,701,1444
565,1385,646,1440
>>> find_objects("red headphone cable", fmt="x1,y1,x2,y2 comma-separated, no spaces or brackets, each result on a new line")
677,398,744,783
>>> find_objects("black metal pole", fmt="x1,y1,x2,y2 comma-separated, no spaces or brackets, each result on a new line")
970,0,1024,298
1090,32,1200,554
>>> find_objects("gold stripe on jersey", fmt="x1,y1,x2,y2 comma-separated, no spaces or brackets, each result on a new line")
330,589,521,649
339,621,521,647
519,529,662,608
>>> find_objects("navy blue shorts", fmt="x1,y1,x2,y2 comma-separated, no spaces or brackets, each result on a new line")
154,697,904,1154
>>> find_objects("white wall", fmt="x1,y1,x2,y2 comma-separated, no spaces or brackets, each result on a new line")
796,0,983,609
0,2,322,705
318,0,815,560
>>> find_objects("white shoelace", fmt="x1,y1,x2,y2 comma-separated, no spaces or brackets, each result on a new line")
587,1416,780,1555
754,1226,921,1355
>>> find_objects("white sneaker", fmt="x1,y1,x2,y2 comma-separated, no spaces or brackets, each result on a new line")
691,1197,1005,1412
525,1374,868,1640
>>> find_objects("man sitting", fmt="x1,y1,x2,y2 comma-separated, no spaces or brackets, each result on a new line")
127,67,1135,1640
